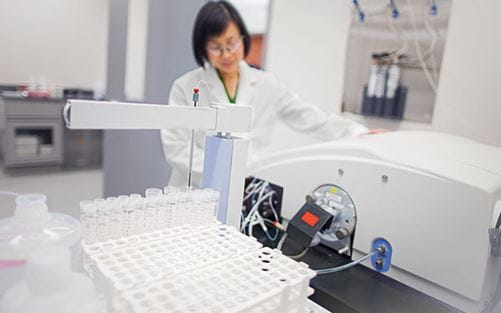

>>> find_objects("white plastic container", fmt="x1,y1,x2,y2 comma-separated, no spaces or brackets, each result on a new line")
0,246,103,313
0,193,81,295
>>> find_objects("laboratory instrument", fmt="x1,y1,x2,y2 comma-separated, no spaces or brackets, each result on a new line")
64,99,251,228
65,97,323,312
248,130,501,313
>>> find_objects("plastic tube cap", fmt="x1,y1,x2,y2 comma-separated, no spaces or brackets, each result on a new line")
14,193,50,224
145,188,162,198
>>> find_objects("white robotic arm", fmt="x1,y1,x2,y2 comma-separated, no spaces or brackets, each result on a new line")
63,99,252,227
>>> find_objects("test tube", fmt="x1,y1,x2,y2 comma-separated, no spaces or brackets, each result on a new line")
79,200,97,244
145,188,162,231
94,198,109,242
130,193,144,234
204,188,220,219
106,197,123,239
164,191,179,228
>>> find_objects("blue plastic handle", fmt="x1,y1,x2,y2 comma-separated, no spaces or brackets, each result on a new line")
371,238,393,272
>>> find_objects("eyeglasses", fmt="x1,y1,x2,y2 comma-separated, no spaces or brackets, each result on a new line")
206,36,244,57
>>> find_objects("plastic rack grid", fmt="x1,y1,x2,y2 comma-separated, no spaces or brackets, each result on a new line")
89,223,263,292
83,224,208,257
82,224,207,277
123,247,316,313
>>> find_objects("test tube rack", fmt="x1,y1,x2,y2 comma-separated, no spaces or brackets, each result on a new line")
84,222,316,313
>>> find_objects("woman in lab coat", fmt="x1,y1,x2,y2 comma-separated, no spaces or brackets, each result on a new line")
161,1,369,187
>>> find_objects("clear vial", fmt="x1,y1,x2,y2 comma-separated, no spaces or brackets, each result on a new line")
163,192,179,228
163,185,179,195
106,197,123,239
176,191,193,225
121,196,134,237
130,193,144,235
204,188,220,219
94,198,109,242
145,188,162,231
79,200,97,244
118,195,129,204
170,191,186,226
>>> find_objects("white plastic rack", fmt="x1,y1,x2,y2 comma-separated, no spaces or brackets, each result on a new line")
123,247,316,313
87,223,261,291
85,223,316,313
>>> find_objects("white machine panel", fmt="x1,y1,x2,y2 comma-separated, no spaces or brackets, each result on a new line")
211,103,253,133
64,100,252,133
248,131,501,313
65,100,217,130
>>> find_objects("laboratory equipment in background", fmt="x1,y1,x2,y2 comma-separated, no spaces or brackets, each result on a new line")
361,53,407,119
0,86,103,169
343,0,450,123
0,246,103,313
0,193,81,295
1,96,65,167
248,130,501,313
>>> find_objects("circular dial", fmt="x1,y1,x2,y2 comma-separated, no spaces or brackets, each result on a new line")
311,184,357,242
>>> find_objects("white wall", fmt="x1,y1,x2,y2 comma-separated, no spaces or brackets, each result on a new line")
265,0,352,114
433,0,501,146
0,0,109,89
228,0,270,34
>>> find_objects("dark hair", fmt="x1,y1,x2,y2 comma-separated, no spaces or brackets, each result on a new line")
192,1,251,67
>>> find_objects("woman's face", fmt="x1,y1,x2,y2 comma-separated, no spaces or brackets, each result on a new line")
205,22,244,76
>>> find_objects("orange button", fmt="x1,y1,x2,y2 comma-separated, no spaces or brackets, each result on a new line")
301,211,319,227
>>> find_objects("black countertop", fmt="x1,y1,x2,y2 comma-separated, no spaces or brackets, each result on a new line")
258,232,462,313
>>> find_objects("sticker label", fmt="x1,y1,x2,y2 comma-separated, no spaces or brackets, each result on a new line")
0,259,26,269
301,211,320,227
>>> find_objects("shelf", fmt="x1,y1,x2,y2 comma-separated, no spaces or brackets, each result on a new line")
343,112,434,132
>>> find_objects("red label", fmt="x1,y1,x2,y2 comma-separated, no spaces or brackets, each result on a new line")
301,211,319,227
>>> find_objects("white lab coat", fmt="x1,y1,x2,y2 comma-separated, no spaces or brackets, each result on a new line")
161,61,368,187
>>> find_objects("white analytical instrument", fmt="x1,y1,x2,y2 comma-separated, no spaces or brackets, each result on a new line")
248,130,501,313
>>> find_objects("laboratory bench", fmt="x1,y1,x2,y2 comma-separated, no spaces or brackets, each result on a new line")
0,95,102,168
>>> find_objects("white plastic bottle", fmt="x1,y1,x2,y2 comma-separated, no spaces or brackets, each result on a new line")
386,59,400,99
0,246,103,313
374,60,389,99
367,54,380,97
0,194,81,295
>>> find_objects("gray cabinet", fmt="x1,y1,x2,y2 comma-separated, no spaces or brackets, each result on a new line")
1,97,65,167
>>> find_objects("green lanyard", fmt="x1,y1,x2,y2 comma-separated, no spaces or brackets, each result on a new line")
217,71,238,104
